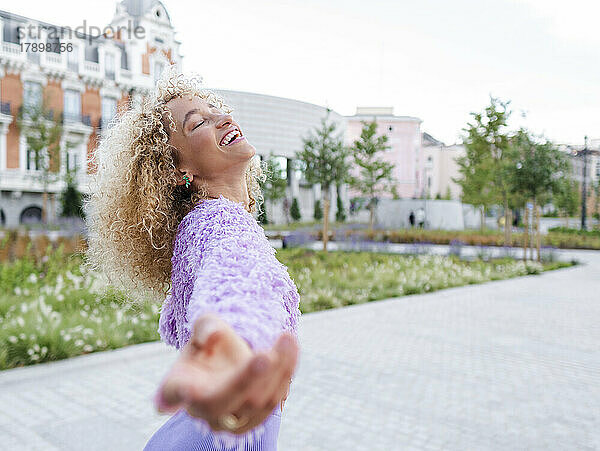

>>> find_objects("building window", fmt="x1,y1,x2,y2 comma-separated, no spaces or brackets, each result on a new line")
2,20,22,44
26,147,44,171
66,147,79,173
596,161,600,179
101,97,117,129
121,49,129,70
154,61,165,85
67,45,79,71
47,34,60,53
105,53,115,80
63,90,81,122
85,44,99,63
23,81,42,115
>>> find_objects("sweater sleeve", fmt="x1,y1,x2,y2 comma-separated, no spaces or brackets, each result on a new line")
171,201,294,449
181,204,291,352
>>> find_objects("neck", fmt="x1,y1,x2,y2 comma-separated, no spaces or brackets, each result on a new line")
205,164,250,208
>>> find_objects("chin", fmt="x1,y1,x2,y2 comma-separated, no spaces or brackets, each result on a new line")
240,140,256,159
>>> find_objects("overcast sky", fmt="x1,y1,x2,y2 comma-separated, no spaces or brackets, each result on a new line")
6,0,599,145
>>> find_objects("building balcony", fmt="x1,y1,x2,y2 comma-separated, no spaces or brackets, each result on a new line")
0,168,92,194
0,41,27,67
80,60,103,83
61,112,92,126
0,169,65,193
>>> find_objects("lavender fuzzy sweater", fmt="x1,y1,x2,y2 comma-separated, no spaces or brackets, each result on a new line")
155,195,301,449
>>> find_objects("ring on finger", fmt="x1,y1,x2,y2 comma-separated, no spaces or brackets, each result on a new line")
218,412,250,432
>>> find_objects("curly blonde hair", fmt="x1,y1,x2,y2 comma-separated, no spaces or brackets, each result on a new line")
83,65,265,305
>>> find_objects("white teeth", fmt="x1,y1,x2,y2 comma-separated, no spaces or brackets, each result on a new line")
221,129,241,146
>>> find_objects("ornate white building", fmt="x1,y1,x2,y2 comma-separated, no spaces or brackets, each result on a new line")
0,0,182,226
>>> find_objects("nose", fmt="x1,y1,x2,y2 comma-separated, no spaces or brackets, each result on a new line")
215,113,233,129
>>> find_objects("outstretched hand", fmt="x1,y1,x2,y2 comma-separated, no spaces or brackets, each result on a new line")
154,313,299,435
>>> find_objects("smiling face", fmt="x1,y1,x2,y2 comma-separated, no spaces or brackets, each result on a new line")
166,96,256,188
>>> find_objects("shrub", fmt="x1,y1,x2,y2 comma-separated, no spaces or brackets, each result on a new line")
314,200,323,220
290,197,301,221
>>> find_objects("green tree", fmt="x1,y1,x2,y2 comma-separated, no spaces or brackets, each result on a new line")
17,94,64,224
510,129,569,207
313,199,323,220
443,186,452,200
335,184,346,222
552,176,579,228
455,97,514,239
257,153,288,225
348,120,395,231
510,129,570,259
60,169,85,218
296,111,349,251
290,197,301,221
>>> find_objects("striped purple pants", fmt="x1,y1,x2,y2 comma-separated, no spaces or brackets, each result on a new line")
143,404,282,451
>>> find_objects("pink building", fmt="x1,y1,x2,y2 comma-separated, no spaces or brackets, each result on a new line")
345,107,423,199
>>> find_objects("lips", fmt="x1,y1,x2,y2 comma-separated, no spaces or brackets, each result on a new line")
219,127,243,146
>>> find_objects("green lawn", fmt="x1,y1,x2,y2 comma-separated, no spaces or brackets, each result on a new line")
0,246,574,370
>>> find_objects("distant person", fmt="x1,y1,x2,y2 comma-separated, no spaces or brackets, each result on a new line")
416,207,425,229
409,211,415,228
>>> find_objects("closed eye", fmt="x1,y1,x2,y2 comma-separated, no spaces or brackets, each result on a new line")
192,120,205,130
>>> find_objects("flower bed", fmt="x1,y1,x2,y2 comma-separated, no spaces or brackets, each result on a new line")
0,247,574,370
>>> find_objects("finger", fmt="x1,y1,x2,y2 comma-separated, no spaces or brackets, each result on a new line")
253,333,298,413
230,333,298,418
186,315,224,356
191,353,269,420
183,328,224,361
155,375,190,414
230,401,282,435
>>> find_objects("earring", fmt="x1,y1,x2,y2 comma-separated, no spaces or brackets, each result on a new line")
183,174,191,188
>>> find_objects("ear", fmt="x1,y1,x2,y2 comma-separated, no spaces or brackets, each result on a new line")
175,168,192,186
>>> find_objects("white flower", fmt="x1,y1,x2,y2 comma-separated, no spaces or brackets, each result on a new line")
16,317,25,327
74,339,84,346
7,336,17,343
83,345,93,352
126,331,134,339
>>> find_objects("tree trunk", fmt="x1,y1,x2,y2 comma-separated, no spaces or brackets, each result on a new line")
503,196,510,247
480,206,485,232
50,193,56,224
535,204,541,262
322,195,330,252
369,200,375,233
523,206,529,262
42,191,48,224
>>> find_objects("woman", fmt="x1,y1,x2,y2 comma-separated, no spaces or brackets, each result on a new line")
84,67,301,450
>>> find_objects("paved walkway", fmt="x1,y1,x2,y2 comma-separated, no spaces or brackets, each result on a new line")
0,249,598,450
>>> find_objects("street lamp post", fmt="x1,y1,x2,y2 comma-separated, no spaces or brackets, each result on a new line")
581,136,589,231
